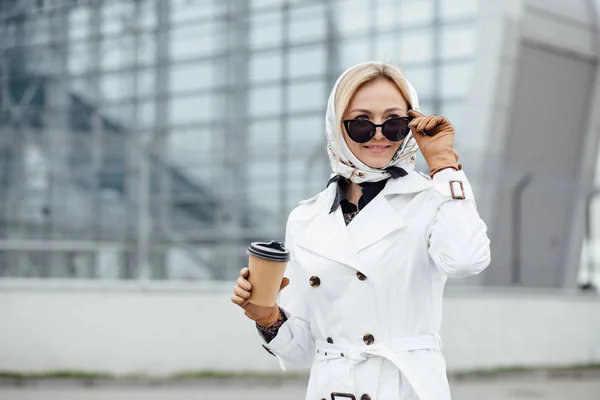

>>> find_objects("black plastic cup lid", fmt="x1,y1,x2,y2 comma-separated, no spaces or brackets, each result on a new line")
247,241,290,262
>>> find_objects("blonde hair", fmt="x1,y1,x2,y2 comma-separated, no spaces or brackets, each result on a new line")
333,63,413,159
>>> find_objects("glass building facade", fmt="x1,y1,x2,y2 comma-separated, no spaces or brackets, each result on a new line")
0,0,479,281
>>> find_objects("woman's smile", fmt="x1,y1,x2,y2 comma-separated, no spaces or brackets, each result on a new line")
363,143,393,154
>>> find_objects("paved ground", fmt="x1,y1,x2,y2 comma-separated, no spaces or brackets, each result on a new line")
1,376,600,400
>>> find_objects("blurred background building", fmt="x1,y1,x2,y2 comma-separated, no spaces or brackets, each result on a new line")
0,0,599,289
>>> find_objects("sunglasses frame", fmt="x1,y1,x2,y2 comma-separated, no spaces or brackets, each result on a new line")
342,116,414,144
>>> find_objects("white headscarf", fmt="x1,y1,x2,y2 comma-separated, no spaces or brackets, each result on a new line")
326,61,421,184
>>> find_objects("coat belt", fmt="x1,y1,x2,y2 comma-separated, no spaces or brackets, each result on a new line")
314,334,442,398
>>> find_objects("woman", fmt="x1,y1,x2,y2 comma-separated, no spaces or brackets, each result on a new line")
231,61,491,400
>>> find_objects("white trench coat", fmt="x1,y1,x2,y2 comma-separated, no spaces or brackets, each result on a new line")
257,168,491,400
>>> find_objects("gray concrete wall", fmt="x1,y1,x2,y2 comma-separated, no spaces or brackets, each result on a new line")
0,280,599,375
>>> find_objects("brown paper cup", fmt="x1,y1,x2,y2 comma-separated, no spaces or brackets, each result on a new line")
246,241,290,307
247,256,288,307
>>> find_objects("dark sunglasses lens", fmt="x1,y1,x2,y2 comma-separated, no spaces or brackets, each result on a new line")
382,118,410,141
346,120,374,143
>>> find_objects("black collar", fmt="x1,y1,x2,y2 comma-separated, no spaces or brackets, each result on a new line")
328,166,407,214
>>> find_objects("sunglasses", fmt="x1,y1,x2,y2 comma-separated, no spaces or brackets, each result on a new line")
342,117,413,144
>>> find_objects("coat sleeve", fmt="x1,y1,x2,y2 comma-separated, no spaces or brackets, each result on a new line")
256,213,315,369
426,168,491,278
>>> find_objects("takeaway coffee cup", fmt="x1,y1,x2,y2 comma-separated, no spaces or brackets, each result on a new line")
246,241,291,307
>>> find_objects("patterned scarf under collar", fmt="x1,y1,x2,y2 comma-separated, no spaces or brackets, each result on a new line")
325,61,421,184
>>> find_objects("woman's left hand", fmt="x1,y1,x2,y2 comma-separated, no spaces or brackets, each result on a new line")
408,110,460,177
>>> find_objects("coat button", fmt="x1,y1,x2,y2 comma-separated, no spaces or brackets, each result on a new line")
326,337,334,344
361,395,372,400
356,271,367,281
309,275,321,287
363,333,375,345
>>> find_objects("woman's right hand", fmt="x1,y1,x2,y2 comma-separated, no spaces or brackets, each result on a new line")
231,267,290,327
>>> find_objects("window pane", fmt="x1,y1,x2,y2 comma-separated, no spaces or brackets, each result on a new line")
139,0,157,30
287,81,326,113
69,41,93,74
287,115,322,152
289,4,326,43
399,1,434,25
137,69,156,97
171,0,219,23
441,25,477,59
171,23,219,60
440,101,465,124
101,100,156,129
101,73,131,102
376,33,400,62
440,101,467,146
249,182,280,216
169,127,213,166
399,30,434,64
250,51,282,83
171,62,214,92
173,164,215,187
102,36,134,70
418,101,433,115
340,38,369,70
103,103,131,126
249,160,280,182
335,0,371,37
440,0,479,20
249,120,281,153
402,66,434,100
69,77,93,101
248,167,281,229
286,161,311,209
69,7,90,40
138,34,156,66
251,0,281,9
102,2,133,36
24,17,50,45
375,0,400,31
170,94,215,124
248,158,282,227
250,11,283,49
441,63,472,97
288,45,326,78
288,159,309,184
249,86,282,117
138,100,157,128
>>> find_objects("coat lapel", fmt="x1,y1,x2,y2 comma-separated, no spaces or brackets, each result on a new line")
295,186,361,270
345,192,407,253
294,171,432,270
347,171,432,253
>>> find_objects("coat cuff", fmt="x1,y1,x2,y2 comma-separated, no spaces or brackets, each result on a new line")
431,168,475,201
256,309,298,371
257,308,293,352
258,320,293,352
